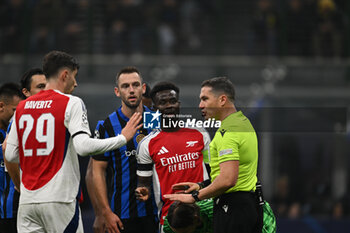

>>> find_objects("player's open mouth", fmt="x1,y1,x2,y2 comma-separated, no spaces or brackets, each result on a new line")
129,96,137,101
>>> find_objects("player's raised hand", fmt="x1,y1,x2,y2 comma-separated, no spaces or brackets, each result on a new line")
135,187,150,201
121,112,143,141
172,182,200,193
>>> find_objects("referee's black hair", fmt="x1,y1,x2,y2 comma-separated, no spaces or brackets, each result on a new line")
167,201,201,229
201,77,235,102
20,68,44,91
43,51,79,79
150,81,179,103
0,82,24,103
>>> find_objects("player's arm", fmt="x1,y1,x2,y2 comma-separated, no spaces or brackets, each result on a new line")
164,161,238,203
68,97,142,156
86,158,106,233
171,179,212,194
72,112,142,156
3,156,20,192
135,137,154,201
3,118,21,191
195,160,238,199
90,158,124,233
3,136,20,191
4,115,19,163
73,113,142,156
199,131,240,199
135,176,152,201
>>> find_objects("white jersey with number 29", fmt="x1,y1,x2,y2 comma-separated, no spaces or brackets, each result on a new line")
6,89,91,205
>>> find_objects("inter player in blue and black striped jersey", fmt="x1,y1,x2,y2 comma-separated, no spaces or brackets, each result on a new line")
1,69,46,233
0,83,24,233
86,67,158,233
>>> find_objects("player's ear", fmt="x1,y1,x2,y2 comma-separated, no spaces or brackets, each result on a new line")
219,94,227,107
0,101,4,112
59,69,68,82
142,83,146,95
114,87,120,97
22,88,30,98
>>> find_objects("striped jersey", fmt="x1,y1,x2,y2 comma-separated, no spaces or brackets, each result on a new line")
93,106,157,220
6,89,91,204
0,128,6,217
0,123,19,219
136,128,210,224
0,170,19,219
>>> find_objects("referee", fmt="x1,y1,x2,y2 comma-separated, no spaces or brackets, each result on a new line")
164,77,262,233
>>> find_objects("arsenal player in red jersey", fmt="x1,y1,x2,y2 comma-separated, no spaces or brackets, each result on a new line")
135,82,210,232
5,51,142,233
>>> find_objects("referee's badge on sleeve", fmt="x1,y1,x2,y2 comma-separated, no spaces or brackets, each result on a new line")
219,149,233,156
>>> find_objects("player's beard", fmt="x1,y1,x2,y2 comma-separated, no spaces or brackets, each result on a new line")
124,98,142,109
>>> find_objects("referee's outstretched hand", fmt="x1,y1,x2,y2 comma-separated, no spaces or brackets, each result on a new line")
163,193,195,204
172,182,200,193
121,112,143,141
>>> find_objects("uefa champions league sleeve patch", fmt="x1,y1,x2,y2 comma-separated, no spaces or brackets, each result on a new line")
94,129,100,139
82,112,88,125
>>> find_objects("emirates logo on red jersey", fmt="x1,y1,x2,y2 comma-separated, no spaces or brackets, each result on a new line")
160,152,199,166
160,152,200,173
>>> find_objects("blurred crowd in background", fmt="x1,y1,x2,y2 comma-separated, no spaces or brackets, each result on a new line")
271,133,350,220
0,0,349,57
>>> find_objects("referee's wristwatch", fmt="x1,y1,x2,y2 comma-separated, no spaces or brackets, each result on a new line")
191,190,201,202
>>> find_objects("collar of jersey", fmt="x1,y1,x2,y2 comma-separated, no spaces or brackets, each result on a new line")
117,105,152,122
117,107,129,122
221,110,243,127
0,128,5,138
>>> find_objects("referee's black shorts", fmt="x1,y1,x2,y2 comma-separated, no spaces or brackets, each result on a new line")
120,215,158,233
213,191,263,233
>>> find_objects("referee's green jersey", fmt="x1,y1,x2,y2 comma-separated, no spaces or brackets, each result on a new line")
163,199,213,233
209,111,258,193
